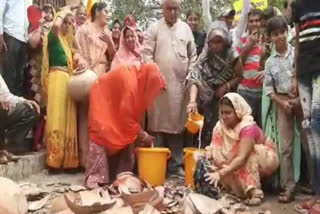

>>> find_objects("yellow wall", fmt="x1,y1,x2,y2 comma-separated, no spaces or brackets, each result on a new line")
234,0,268,20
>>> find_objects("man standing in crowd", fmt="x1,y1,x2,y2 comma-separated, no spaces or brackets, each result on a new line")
143,0,197,177
293,0,320,212
0,74,39,162
236,9,264,127
0,0,31,96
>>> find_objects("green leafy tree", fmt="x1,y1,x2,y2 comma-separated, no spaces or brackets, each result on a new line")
109,0,286,29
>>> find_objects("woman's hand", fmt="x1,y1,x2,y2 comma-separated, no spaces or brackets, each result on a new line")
143,133,155,147
99,31,113,45
75,58,87,72
205,171,221,187
138,131,155,147
187,101,197,113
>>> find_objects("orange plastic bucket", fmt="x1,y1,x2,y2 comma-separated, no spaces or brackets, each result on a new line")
186,112,204,134
136,147,171,186
184,147,205,189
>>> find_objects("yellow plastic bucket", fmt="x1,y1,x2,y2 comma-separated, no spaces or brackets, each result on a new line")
186,112,204,134
184,147,205,189
136,147,171,186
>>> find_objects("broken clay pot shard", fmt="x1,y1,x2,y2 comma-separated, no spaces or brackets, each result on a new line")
28,194,51,211
64,191,116,214
122,190,163,213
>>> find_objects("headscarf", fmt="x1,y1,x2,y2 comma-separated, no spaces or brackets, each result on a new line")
41,12,75,100
123,15,137,28
215,93,255,143
89,63,165,151
111,19,122,29
28,5,43,32
206,93,255,164
111,26,142,69
43,4,56,15
187,21,235,103
199,21,231,58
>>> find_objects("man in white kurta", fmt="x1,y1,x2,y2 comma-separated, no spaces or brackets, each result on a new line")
143,0,197,177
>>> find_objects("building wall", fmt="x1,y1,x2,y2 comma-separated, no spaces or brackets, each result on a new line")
65,0,81,5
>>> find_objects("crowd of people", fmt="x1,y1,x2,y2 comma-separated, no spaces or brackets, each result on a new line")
0,0,320,212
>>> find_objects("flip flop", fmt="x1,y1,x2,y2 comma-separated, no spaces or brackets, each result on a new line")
278,190,295,203
1,150,19,162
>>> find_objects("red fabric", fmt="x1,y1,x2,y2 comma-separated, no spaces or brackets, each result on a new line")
243,62,260,71
300,19,320,30
246,46,261,55
123,15,137,28
240,78,263,88
27,5,42,32
239,124,262,143
89,64,165,150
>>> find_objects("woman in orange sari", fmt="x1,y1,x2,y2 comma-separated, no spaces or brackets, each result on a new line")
205,93,279,206
85,63,165,189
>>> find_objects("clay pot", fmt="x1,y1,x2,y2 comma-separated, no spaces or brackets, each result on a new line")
68,69,98,102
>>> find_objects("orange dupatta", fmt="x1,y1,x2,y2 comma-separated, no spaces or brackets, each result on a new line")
89,63,165,151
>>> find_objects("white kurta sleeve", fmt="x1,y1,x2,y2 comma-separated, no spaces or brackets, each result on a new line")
232,0,251,47
143,22,158,63
202,0,212,33
187,29,197,75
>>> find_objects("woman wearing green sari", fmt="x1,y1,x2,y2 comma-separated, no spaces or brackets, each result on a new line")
41,10,86,169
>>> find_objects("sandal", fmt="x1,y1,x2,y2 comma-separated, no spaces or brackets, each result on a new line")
244,197,263,206
0,150,19,162
244,188,264,206
278,189,295,203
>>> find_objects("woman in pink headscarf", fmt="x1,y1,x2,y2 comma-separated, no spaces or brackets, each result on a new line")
111,26,142,69
123,15,136,28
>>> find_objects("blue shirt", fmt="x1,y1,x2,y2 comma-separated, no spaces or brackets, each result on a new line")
264,44,295,96
0,0,31,42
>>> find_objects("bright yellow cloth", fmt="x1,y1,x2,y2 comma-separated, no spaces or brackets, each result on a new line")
86,0,98,18
46,70,79,168
41,12,79,168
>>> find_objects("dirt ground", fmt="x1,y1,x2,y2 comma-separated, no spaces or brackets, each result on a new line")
21,171,310,214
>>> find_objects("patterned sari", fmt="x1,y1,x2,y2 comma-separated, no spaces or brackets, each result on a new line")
186,21,239,147
207,93,279,197
41,13,79,169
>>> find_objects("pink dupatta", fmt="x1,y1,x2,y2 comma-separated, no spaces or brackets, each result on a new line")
111,26,142,69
